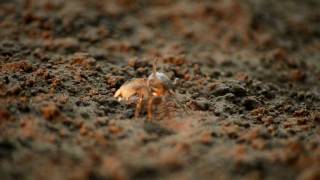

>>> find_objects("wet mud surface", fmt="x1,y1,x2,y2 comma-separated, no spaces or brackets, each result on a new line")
0,0,320,179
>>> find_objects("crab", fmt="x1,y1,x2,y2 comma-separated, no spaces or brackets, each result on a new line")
114,59,177,119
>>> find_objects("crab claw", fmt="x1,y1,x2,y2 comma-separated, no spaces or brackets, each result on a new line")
114,89,122,101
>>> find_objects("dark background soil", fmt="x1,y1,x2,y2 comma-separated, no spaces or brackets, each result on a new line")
0,0,319,179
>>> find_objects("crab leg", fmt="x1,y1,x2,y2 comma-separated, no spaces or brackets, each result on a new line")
135,93,144,118
147,96,155,120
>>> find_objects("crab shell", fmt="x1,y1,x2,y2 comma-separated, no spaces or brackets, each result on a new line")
114,72,174,102
148,72,173,90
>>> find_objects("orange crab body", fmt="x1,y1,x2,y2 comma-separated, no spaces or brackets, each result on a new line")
113,59,180,120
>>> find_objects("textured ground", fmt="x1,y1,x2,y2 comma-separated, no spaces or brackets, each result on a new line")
0,0,320,179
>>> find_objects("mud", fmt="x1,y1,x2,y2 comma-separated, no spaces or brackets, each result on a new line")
0,0,320,179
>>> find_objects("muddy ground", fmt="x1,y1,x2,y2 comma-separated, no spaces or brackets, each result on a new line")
0,0,320,179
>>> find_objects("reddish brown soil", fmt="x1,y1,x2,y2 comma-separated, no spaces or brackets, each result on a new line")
0,0,320,179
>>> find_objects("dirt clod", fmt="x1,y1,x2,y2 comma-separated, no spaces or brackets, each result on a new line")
41,103,59,120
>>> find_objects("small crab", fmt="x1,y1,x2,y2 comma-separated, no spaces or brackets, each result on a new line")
114,59,177,119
